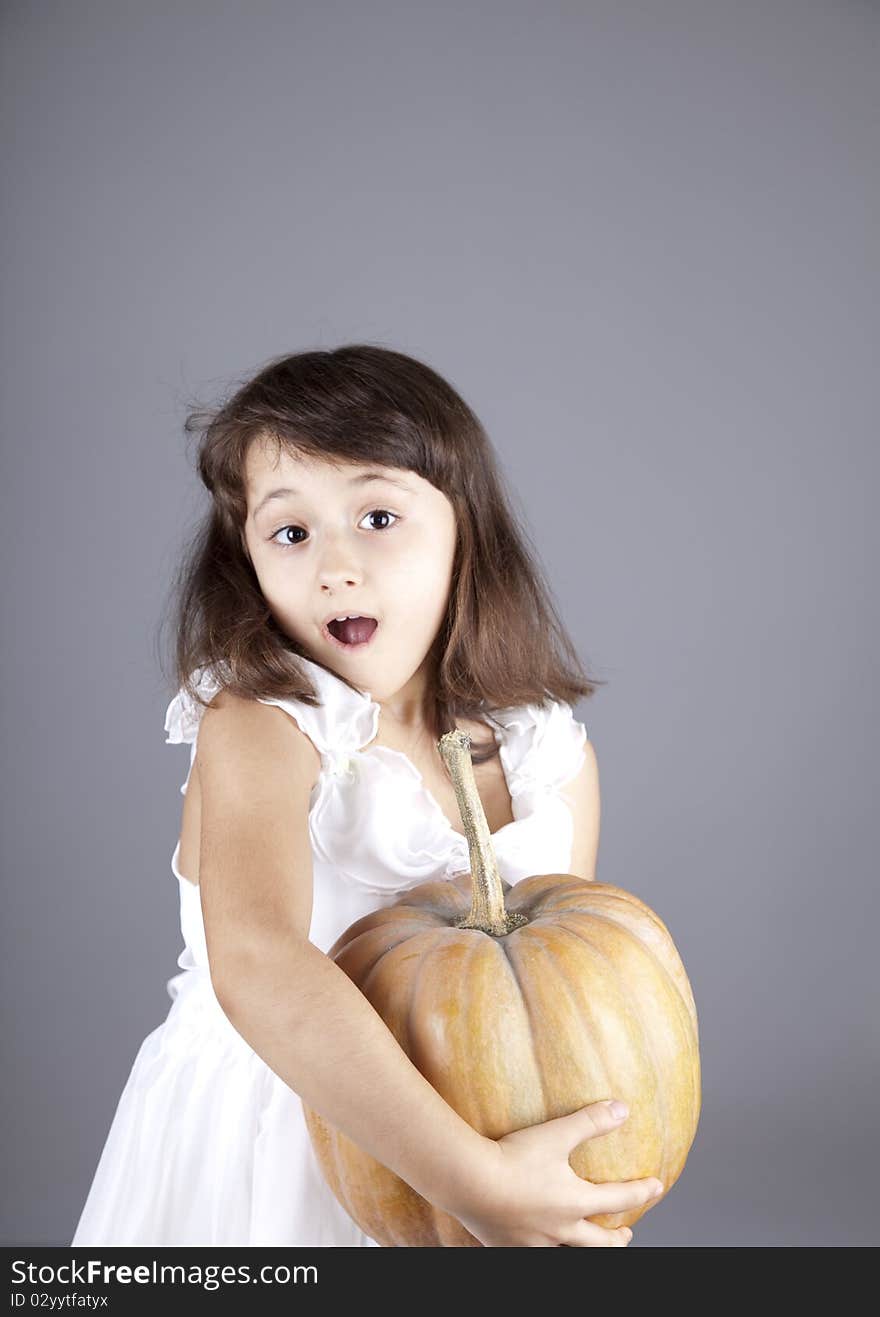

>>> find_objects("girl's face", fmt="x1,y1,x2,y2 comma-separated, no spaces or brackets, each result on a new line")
242,437,458,710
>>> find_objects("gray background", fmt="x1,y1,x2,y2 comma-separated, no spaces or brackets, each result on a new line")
2,0,877,1247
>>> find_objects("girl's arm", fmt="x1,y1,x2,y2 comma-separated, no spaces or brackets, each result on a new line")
557,739,601,882
196,693,493,1220
195,694,655,1245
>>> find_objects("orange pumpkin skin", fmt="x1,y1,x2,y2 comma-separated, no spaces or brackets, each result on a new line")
302,870,701,1247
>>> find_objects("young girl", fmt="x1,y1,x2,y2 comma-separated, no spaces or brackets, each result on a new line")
71,344,663,1247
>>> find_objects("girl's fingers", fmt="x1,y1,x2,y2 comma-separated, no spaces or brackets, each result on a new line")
561,1223,632,1247
583,1176,664,1216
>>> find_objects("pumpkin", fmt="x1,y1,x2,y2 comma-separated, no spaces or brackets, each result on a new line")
302,729,701,1246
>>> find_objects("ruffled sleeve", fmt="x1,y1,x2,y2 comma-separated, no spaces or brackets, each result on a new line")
255,657,379,777
163,666,225,795
164,656,381,795
491,699,588,798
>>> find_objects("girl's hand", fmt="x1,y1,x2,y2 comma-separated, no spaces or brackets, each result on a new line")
452,1100,664,1247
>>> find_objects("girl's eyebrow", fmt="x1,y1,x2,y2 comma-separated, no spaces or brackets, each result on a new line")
252,471,414,520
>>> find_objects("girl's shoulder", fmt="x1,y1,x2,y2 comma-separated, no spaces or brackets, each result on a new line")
164,655,380,776
486,697,589,796
164,655,588,794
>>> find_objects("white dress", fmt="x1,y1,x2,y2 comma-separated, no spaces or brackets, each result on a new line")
71,655,588,1247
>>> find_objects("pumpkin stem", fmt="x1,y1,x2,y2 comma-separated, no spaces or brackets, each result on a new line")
438,729,529,937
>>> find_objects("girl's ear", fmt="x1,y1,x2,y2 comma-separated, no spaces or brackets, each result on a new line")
240,527,252,564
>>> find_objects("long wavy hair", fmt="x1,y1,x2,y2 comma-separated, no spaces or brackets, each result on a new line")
158,343,605,765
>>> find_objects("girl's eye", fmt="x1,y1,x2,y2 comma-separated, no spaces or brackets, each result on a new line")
269,509,399,549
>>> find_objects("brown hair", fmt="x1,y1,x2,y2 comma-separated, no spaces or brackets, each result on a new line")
158,343,606,765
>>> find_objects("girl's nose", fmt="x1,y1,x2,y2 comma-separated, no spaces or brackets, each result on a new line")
315,532,363,589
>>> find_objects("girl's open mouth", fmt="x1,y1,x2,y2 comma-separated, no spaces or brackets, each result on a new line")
323,616,379,650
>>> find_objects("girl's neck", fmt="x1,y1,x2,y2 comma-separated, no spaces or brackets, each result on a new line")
373,654,437,730
377,691,430,732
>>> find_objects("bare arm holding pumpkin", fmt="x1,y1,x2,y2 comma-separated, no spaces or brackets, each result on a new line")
195,696,661,1246
557,737,602,882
